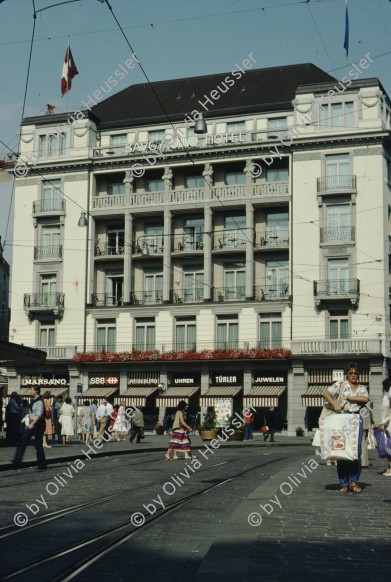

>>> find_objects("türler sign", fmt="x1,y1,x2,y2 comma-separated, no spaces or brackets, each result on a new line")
214,375,239,384
21,376,68,386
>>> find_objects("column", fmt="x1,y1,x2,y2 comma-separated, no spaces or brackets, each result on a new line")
203,163,213,202
163,208,172,303
163,166,173,205
245,202,254,300
123,212,133,302
204,206,212,301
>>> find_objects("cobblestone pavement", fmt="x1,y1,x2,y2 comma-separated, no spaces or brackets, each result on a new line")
0,441,389,582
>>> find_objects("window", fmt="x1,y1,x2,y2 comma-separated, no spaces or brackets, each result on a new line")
224,262,245,300
267,117,287,137
259,313,282,348
225,172,245,185
266,212,289,245
144,224,164,252
149,130,165,143
145,179,164,192
39,133,66,157
223,215,246,247
217,315,238,349
325,154,350,189
42,180,62,212
135,318,155,350
185,176,204,189
40,274,57,305
320,102,354,128
110,134,127,154
184,217,204,249
40,226,61,258
227,121,245,132
266,261,289,299
325,204,351,242
175,317,196,351
96,320,116,351
105,270,123,306
183,266,204,302
108,182,125,196
107,228,125,254
329,309,349,339
327,258,349,294
39,322,56,347
144,269,163,304
267,168,289,182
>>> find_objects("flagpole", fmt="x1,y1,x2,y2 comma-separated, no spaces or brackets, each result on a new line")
344,0,349,75
66,38,70,114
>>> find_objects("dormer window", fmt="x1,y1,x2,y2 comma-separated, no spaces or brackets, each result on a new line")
39,133,67,157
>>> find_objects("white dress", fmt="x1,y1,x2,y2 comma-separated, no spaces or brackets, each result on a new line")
60,403,75,436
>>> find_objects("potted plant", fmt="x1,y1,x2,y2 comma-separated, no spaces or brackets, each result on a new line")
296,426,305,437
153,423,164,435
200,410,218,440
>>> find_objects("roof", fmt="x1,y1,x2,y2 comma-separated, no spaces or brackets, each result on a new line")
0,341,46,366
90,63,336,130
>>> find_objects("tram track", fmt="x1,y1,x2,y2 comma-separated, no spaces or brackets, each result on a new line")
0,452,303,581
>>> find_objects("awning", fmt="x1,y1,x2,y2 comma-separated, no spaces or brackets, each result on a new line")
243,385,286,408
80,387,119,399
14,386,69,398
200,386,242,407
302,385,327,407
156,386,200,407
117,386,158,407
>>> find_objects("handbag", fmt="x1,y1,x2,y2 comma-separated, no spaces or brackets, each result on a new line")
373,428,391,458
320,412,360,461
260,425,269,433
312,429,321,447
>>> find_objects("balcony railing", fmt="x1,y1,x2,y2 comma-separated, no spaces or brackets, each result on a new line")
133,236,164,255
256,229,289,248
320,226,355,244
34,245,62,260
92,195,126,210
130,290,163,305
213,286,246,302
95,242,125,256
291,338,382,356
251,182,289,197
173,236,204,252
170,187,204,203
254,284,290,301
171,288,204,304
24,292,65,310
213,229,247,250
41,346,77,359
313,279,360,306
317,175,356,192
33,199,65,214
90,294,123,307
83,340,287,353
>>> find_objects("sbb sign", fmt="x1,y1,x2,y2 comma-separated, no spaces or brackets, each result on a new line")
89,376,119,386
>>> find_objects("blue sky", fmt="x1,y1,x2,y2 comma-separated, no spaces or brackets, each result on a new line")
1,0,391,262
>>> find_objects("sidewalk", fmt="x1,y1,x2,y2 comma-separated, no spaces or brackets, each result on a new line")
195,449,390,581
0,432,312,471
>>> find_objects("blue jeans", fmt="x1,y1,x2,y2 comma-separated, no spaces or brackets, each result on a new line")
243,423,253,440
13,418,46,469
337,414,363,486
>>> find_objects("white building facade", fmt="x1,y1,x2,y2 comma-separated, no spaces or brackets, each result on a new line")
8,63,391,433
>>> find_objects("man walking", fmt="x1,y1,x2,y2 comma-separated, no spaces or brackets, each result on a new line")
129,406,144,443
96,399,108,441
12,386,47,470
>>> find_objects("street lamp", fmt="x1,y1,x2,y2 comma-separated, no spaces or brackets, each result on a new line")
136,236,150,256
78,212,88,227
194,113,208,134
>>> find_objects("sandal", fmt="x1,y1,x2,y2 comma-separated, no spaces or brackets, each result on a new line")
339,486,349,494
349,481,362,493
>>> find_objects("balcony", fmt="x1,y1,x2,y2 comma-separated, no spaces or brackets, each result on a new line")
23,292,65,316
313,278,360,307
320,226,355,244
254,284,290,301
173,235,204,252
130,290,163,305
41,346,77,360
90,294,123,307
171,288,204,304
255,229,289,248
317,175,356,193
213,286,246,302
92,194,126,210
132,236,164,256
34,245,62,260
251,182,289,198
291,338,382,357
33,199,65,215
95,242,125,257
213,229,247,250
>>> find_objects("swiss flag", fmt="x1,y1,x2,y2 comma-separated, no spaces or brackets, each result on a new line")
61,44,79,96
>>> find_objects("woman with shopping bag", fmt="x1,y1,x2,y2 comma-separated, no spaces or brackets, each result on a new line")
322,362,369,494
373,378,391,476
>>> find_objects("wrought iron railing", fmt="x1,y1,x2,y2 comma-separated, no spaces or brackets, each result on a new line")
24,292,65,308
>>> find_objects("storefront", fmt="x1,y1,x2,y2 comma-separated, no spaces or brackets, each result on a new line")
156,374,200,430
200,374,243,426
80,371,120,404
117,371,160,427
16,373,70,401
243,373,287,431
